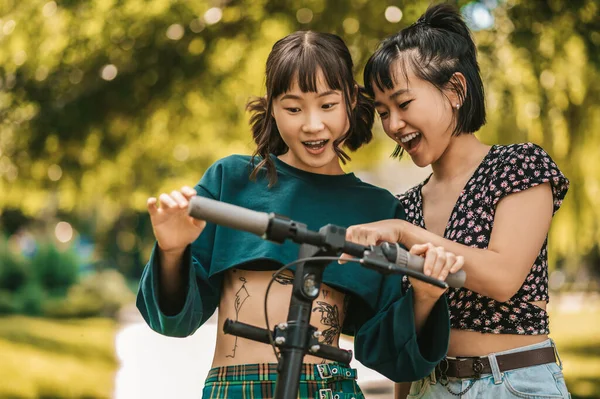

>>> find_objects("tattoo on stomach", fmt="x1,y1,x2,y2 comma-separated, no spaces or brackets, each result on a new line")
273,270,294,285
226,277,250,359
312,301,341,346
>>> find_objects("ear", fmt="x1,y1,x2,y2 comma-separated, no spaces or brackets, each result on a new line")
267,95,275,118
351,84,359,110
447,72,467,109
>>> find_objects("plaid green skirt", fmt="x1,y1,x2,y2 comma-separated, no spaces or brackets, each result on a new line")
202,362,365,399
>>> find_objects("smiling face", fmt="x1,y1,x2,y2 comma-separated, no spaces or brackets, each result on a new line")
272,69,351,175
372,62,461,167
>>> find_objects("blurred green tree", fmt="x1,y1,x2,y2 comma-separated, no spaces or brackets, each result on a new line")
0,0,598,275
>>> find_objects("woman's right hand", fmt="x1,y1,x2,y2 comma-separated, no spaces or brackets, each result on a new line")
147,186,206,255
408,243,464,301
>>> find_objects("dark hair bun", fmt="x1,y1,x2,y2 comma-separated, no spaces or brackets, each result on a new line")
418,4,473,45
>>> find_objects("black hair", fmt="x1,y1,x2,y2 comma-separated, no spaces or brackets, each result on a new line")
247,31,375,186
364,3,486,158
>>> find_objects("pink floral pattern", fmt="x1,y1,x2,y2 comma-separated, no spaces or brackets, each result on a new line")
398,143,569,335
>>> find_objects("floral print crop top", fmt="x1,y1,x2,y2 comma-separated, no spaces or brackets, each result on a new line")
398,143,569,335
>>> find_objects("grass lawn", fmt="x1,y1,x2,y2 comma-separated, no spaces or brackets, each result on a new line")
0,305,597,398
0,316,117,399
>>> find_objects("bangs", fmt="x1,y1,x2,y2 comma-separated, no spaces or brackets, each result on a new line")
364,45,419,96
268,44,349,98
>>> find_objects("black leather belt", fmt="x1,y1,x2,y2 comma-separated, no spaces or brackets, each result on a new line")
435,346,557,379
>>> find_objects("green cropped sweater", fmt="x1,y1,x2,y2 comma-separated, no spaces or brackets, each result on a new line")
136,154,449,382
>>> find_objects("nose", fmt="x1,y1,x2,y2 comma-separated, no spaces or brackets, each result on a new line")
387,111,407,135
301,111,324,134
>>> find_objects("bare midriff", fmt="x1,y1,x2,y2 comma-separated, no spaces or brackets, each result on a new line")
211,268,347,367
447,300,548,357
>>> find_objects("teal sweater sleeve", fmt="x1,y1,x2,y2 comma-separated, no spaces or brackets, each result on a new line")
136,168,223,337
352,204,450,382
354,275,450,382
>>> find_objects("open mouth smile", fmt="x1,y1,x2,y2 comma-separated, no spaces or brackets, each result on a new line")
395,132,422,153
302,139,330,154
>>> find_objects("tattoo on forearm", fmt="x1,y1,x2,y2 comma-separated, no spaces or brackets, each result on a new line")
274,270,294,285
226,277,250,358
312,301,341,345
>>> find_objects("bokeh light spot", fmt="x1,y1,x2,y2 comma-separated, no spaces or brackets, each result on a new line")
190,18,205,33
3,20,16,35
69,69,83,84
14,50,27,66
101,64,118,81
55,222,73,243
48,164,62,181
462,2,495,31
343,18,359,34
35,66,49,81
204,8,222,25
42,1,57,17
525,102,541,119
540,70,556,89
166,24,184,41
385,6,403,23
188,38,206,55
173,144,190,162
296,8,313,24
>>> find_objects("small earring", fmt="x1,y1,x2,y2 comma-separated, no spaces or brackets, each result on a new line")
455,103,460,109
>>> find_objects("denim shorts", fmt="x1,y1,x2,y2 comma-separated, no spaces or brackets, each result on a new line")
407,339,571,399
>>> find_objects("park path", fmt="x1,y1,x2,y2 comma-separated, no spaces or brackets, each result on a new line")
113,291,599,398
113,305,393,399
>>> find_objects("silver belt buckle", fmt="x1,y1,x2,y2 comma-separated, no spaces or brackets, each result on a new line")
317,364,332,379
318,388,333,399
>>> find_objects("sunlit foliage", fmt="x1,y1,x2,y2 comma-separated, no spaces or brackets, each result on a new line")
1,0,598,271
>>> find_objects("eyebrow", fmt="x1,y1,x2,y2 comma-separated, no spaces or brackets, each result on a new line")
280,90,340,101
374,88,410,107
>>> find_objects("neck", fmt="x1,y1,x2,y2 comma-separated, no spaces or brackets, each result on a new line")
277,153,345,175
431,134,490,183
